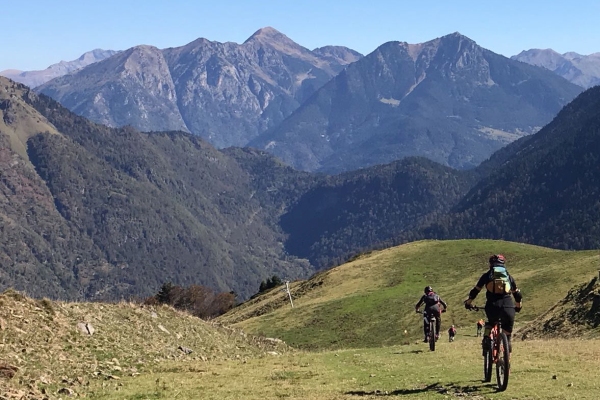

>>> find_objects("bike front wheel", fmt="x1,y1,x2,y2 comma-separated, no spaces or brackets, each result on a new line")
496,332,510,391
483,346,493,382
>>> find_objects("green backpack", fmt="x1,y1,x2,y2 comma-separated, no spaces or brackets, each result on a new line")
486,266,512,294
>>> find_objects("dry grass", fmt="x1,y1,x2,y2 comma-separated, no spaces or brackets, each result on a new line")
0,290,288,398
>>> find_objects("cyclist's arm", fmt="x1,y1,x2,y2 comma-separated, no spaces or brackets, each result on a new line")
439,298,448,309
415,295,425,311
465,274,488,305
510,275,523,306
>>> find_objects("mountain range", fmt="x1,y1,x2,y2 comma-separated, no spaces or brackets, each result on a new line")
34,27,362,149
251,33,583,172
32,29,582,173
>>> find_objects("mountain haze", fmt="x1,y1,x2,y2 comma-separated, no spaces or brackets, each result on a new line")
512,48,600,88
250,33,583,173
0,49,119,88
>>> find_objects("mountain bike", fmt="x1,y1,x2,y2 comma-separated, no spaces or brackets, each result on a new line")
469,306,510,391
417,309,445,351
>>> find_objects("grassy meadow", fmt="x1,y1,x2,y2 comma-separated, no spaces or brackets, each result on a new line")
219,239,600,350
2,239,600,399
85,338,600,399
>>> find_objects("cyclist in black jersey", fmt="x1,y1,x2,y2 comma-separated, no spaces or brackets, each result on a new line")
416,286,448,342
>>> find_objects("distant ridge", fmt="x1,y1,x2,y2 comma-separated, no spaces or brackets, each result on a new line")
512,48,600,88
0,49,119,88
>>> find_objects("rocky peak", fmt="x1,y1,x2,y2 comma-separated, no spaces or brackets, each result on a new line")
243,26,311,57
245,26,289,44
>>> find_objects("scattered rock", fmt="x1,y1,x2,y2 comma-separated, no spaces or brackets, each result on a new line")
158,324,170,334
178,345,193,354
58,387,75,395
76,322,95,335
552,375,557,379
0,362,19,379
151,311,158,318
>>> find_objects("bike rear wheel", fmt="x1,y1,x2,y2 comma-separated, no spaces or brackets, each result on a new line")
429,319,436,351
495,332,510,391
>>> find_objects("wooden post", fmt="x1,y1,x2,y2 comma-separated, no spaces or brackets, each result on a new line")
285,281,294,308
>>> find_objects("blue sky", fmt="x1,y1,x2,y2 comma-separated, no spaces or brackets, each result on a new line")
2,0,599,72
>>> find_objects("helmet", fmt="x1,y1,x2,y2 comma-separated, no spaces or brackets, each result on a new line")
489,254,506,265
424,286,433,294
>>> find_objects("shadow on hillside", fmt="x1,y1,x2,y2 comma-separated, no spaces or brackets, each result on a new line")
392,349,424,355
345,382,440,396
345,380,496,397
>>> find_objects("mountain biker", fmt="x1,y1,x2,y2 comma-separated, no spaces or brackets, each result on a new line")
448,324,457,342
464,254,523,353
415,286,448,342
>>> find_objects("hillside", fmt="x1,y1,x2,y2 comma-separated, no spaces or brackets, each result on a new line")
278,157,475,268
519,276,600,340
218,240,599,350
1,76,314,301
0,289,287,398
421,84,600,250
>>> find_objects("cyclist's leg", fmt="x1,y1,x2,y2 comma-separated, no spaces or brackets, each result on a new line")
433,308,442,339
483,303,500,354
423,313,429,341
499,301,516,352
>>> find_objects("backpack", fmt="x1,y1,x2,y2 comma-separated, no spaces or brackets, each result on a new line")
486,266,512,294
424,292,440,307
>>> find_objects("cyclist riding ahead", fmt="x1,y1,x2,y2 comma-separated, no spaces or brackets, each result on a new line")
464,254,523,353
415,286,448,342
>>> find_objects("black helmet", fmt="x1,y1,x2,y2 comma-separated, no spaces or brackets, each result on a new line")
489,254,505,265
424,286,433,294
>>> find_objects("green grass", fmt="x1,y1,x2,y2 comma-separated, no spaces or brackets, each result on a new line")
84,337,600,399
219,239,599,350
3,239,600,399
